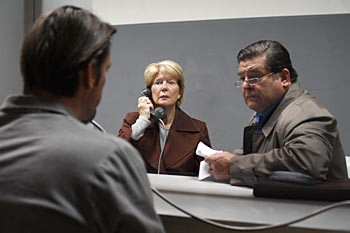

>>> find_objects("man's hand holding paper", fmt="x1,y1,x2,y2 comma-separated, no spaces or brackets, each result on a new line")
205,152,235,181
196,142,223,180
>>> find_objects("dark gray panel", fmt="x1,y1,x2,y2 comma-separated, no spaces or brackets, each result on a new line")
96,14,350,155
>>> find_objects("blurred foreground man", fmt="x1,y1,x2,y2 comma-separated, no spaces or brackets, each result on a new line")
0,5,165,233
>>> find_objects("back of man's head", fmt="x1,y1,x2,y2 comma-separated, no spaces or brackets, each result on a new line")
237,40,298,82
21,5,117,97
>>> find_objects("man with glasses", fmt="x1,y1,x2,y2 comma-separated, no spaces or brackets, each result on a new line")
205,40,348,186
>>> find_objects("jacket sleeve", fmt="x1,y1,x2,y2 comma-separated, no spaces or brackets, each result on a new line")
90,138,165,233
118,112,138,141
230,108,343,187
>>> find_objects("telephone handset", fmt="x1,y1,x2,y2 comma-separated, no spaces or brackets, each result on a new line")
141,88,166,120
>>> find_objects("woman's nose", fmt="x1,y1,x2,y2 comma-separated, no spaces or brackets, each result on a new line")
160,81,169,89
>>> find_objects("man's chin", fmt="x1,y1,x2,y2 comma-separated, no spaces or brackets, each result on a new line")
247,103,259,112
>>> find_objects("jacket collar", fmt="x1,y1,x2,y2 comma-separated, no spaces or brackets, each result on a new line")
148,106,200,132
171,107,201,133
261,82,307,137
1,94,74,117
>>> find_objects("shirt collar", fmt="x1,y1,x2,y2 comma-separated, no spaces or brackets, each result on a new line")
254,93,286,129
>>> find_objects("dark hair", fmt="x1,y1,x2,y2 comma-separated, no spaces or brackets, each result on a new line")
237,40,298,82
21,5,117,96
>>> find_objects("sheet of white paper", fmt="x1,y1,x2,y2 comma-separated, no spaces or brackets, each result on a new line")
196,142,221,158
196,142,222,180
198,161,211,180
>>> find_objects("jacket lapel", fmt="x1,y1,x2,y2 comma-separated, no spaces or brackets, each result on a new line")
262,83,306,138
160,108,201,170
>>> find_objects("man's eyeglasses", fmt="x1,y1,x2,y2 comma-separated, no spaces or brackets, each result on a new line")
234,72,275,88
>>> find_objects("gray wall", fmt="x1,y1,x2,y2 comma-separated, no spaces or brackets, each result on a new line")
1,2,348,155
0,0,25,101
0,0,92,102
96,14,350,155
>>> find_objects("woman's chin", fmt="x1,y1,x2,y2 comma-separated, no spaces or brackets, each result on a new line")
156,102,175,108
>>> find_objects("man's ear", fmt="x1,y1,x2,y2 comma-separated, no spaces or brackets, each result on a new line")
279,68,291,89
80,62,95,89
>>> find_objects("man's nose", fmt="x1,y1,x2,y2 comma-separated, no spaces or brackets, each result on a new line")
241,81,249,89
241,79,253,89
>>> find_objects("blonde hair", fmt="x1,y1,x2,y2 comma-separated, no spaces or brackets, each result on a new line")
144,60,184,106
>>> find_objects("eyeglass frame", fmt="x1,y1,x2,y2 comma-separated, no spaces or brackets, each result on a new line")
234,72,276,88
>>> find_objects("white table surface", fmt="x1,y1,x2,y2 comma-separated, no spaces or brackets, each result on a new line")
148,174,350,232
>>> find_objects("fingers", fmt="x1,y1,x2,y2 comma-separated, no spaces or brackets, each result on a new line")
208,163,223,180
138,97,154,119
205,153,219,175
204,152,219,163
205,152,233,181
208,167,214,176
206,155,218,178
138,96,153,107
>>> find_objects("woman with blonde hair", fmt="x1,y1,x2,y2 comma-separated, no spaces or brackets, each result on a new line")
119,60,211,176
